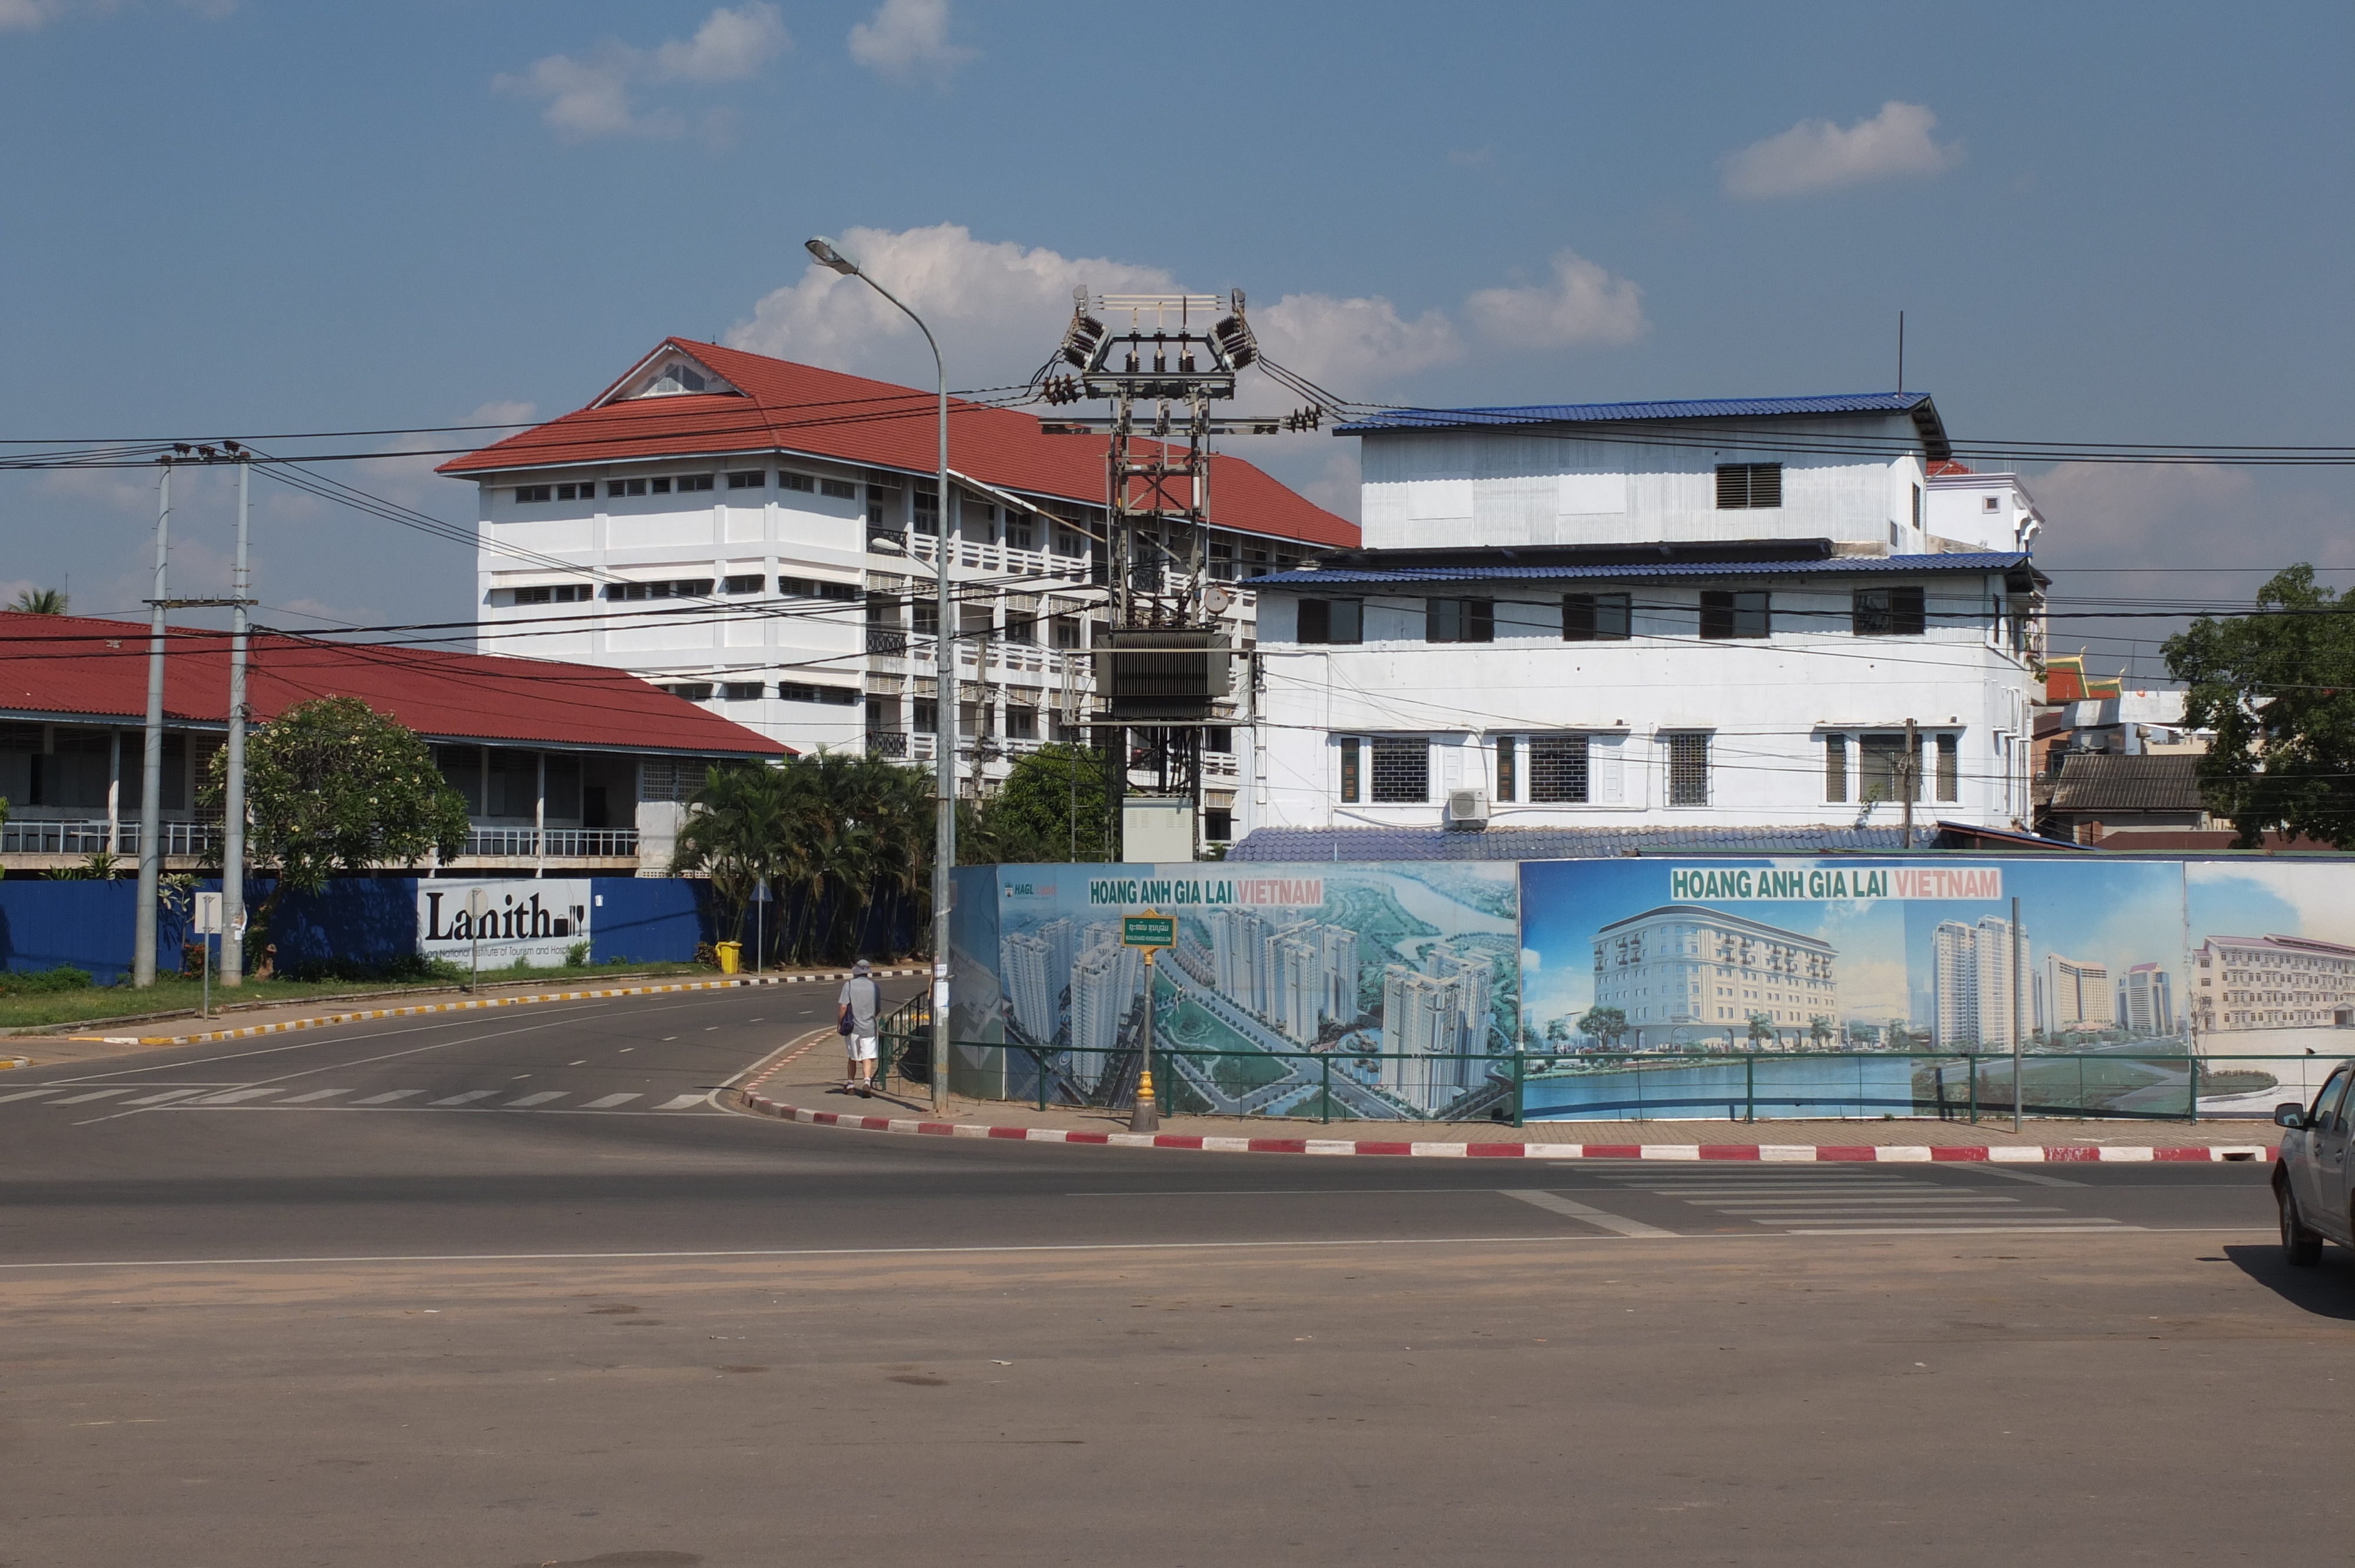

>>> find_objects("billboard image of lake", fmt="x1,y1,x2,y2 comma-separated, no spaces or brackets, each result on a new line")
1517,856,2197,1121
958,862,1520,1121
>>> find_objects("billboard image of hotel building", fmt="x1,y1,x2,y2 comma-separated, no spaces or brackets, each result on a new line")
1590,904,1839,1050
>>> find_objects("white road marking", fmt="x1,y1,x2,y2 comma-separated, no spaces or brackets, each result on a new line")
1702,1197,2031,1208
1788,1224,2138,1235
49,1088,136,1104
124,1089,205,1105
1499,1189,1677,1238
0,1088,64,1103
429,1090,498,1106
652,1094,709,1111
1943,1162,2088,1187
277,1089,350,1104
352,1090,424,1105
506,1091,567,1107
581,1094,641,1109
194,1088,286,1105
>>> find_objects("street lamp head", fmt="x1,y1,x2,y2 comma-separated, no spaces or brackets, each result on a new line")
866,534,908,556
804,235,860,276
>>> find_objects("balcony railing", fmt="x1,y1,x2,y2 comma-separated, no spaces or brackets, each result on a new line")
0,819,220,856
865,627,908,658
460,828,640,859
865,729,908,758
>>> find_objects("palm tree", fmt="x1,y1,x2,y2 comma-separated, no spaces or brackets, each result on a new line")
670,763,792,953
10,587,67,614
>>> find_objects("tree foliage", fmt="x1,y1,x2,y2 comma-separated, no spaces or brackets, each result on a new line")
202,696,471,913
2165,564,2355,848
1576,1004,1627,1046
963,745,1109,865
9,587,67,614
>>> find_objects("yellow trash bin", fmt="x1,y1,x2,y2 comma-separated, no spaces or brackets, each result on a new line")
714,941,742,975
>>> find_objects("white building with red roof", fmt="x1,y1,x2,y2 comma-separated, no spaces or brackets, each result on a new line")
0,612,782,878
437,339,1356,828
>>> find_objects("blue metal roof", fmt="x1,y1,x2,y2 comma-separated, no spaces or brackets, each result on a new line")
1229,825,1922,863
1254,552,2030,589
1336,391,1941,437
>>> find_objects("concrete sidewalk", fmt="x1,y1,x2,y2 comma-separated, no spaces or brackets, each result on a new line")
742,1034,2280,1152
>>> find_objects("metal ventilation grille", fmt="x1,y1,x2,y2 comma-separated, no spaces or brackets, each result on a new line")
1714,463,1783,509
1369,738,1429,803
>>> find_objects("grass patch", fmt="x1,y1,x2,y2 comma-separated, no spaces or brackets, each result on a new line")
0,960,717,1032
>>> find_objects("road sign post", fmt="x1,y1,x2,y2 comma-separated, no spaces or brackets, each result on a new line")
194,891,224,1018
1122,912,1175,1132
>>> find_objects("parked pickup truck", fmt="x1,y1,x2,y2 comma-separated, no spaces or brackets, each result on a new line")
2276,1060,2355,1265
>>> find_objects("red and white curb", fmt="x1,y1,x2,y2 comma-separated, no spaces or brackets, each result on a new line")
733,1095,2274,1162
57,968,925,1050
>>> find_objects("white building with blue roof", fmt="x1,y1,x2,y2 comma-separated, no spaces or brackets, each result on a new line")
1236,392,2048,848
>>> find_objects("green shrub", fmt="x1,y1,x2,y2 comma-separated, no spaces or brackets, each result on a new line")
564,940,591,968
0,965,94,994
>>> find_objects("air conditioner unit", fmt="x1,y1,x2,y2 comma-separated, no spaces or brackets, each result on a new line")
1445,789,1490,830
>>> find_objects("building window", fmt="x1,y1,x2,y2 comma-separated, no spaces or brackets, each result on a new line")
912,599,940,636
1912,483,1924,534
1339,737,1361,803
1936,732,1959,803
1983,494,2001,513
819,477,857,500
1852,586,1926,636
1369,737,1428,803
1699,590,1769,640
913,485,939,535
1426,597,1494,643
1005,705,1038,740
555,482,593,501
608,478,648,497
778,471,815,493
1204,809,1233,843
1051,617,1081,650
661,683,715,702
913,698,938,735
1205,726,1233,753
1859,733,1921,802
1495,736,1517,802
1297,597,1363,645
1714,463,1783,510
721,682,765,701
679,473,715,493
513,584,593,606
650,477,673,494
1666,732,1710,806
1530,735,1590,803
1003,612,1037,645
776,576,861,602
722,574,766,596
606,579,715,600
777,683,860,706
1007,514,1034,550
1825,733,1847,802
1563,592,1631,641
513,485,552,504
726,470,767,490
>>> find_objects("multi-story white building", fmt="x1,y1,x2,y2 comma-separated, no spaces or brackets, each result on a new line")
439,338,1351,835
1932,914,2029,1050
1069,931,1142,1087
1591,904,1839,1049
2046,953,2115,1031
1380,962,1473,1112
2197,935,2355,1031
1242,394,2047,843
2121,961,2174,1035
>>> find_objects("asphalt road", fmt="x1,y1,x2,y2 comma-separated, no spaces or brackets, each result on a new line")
4,983,2346,1566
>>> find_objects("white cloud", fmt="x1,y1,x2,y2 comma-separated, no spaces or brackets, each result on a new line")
848,0,976,81
1,0,231,29
1255,293,1461,391
496,5,788,141
1720,101,1963,200
0,0,59,26
655,2,788,82
1462,249,1647,350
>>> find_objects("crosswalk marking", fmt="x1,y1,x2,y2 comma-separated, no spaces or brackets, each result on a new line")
197,1088,287,1105
429,1090,497,1106
581,1093,641,1109
505,1091,567,1107
352,1089,424,1105
0,1087,62,1103
9,1081,711,1115
652,1094,708,1111
1498,1189,1677,1238
277,1089,349,1104
124,1089,205,1106
49,1088,134,1104
1588,1167,2127,1235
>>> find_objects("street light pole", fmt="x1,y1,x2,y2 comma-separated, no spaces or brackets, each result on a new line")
133,459,172,988
808,235,954,1114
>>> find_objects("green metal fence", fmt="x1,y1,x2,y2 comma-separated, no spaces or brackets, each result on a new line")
866,1027,2328,1127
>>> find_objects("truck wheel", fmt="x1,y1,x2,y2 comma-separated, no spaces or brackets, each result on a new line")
2280,1183,2324,1267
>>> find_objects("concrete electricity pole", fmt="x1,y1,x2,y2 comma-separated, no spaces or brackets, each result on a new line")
132,458,173,987
220,449,253,986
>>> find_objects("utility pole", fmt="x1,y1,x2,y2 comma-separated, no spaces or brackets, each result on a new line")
2011,893,2025,1135
1899,717,1919,850
133,459,173,987
221,448,253,986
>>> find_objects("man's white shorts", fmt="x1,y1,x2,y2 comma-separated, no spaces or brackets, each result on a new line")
848,1034,879,1062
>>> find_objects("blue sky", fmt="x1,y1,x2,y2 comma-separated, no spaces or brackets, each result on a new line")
4,1,2349,668
1521,857,2188,1028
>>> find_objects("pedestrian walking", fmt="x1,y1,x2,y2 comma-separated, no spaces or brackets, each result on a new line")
838,958,881,1096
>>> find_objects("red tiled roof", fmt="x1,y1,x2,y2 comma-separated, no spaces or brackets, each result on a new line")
0,613,787,757
436,339,1358,550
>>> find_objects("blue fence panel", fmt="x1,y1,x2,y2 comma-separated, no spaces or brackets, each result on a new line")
591,878,712,964
0,881,140,982
268,878,421,977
